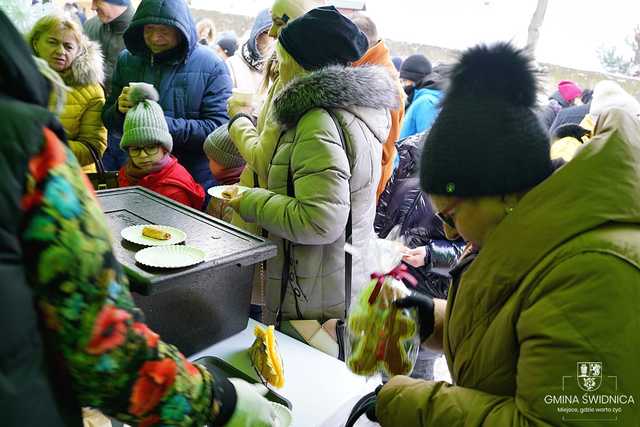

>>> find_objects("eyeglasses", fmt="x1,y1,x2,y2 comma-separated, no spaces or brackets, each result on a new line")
435,199,463,229
129,145,161,157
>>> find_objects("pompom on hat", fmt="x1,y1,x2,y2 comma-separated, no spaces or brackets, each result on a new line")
420,42,553,197
120,83,173,152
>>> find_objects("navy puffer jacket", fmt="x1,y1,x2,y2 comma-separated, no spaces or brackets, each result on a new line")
102,0,232,190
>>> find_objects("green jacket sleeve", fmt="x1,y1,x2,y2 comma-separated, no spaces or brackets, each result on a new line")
228,78,282,187
228,116,282,187
238,109,351,245
377,252,640,426
21,129,237,426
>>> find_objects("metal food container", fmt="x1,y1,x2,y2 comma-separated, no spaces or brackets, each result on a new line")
97,187,277,355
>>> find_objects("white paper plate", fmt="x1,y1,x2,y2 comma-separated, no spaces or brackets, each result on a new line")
135,245,205,268
271,402,293,427
121,225,186,246
207,185,249,200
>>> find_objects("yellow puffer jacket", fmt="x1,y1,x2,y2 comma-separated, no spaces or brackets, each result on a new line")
49,39,107,173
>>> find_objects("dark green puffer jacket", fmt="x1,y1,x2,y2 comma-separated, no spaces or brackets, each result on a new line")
378,109,640,426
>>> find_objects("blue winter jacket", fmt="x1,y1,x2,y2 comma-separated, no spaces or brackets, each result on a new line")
101,0,232,190
399,87,443,139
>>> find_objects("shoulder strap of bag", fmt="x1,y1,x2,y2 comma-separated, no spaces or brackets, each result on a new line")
275,110,353,329
76,139,109,188
325,109,352,319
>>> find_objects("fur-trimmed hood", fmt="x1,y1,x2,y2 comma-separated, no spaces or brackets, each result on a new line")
273,65,401,136
64,38,104,87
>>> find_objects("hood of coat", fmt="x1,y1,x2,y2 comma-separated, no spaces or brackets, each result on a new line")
64,38,104,87
247,8,271,59
273,65,401,140
549,90,569,108
0,10,51,107
123,0,197,62
458,107,640,316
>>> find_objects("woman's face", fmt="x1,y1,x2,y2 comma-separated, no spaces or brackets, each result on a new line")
128,145,166,171
431,195,507,249
33,26,80,73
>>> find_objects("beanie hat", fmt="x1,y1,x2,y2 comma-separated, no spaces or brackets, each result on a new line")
391,56,403,72
102,0,130,6
203,126,245,168
278,6,368,71
217,32,238,56
399,54,432,83
557,80,582,103
120,83,173,152
590,80,640,119
421,42,553,197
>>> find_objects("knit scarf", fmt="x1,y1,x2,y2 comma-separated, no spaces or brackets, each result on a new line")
241,42,265,73
124,154,173,185
215,165,245,185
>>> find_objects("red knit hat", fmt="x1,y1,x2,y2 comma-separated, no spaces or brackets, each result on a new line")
558,80,582,103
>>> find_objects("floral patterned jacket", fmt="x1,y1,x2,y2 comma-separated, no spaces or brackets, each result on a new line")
19,127,236,426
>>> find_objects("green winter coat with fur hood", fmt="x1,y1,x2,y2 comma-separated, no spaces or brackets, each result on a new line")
377,109,640,426
236,65,400,323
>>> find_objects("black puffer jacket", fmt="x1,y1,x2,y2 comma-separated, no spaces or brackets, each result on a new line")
375,133,464,299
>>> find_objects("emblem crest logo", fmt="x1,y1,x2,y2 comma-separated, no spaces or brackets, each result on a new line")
577,362,602,392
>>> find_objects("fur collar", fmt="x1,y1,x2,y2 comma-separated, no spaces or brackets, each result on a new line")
273,65,401,129
64,39,104,87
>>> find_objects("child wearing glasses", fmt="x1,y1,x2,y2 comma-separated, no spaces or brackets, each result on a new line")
117,84,205,209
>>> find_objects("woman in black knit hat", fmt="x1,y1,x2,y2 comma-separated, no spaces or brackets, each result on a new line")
374,42,640,425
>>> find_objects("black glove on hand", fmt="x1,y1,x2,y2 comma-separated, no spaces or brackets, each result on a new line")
395,293,435,342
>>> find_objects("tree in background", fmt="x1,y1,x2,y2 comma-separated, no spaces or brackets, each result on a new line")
597,25,640,77
526,0,549,68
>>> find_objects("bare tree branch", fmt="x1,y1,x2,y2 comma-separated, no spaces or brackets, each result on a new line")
526,0,549,59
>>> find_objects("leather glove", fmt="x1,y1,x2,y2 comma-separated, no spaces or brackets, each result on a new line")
394,293,435,342
225,378,277,427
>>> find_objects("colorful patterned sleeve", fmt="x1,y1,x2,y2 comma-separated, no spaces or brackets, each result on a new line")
20,128,236,427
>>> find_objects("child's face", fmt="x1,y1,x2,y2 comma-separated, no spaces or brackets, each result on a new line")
129,145,166,170
208,158,225,179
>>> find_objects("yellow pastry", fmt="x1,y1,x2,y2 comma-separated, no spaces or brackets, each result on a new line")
142,226,171,240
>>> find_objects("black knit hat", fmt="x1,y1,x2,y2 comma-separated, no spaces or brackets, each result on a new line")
421,42,553,197
399,54,432,82
278,6,368,71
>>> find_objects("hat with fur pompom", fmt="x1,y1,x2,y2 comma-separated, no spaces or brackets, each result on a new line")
120,82,172,152
421,42,553,197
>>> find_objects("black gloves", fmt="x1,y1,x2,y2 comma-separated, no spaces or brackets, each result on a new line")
395,293,435,342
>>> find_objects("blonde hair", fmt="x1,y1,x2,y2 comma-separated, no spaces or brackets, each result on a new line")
27,14,84,54
196,18,217,45
275,41,306,85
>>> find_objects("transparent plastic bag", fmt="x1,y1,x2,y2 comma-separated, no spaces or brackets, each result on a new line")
344,236,420,377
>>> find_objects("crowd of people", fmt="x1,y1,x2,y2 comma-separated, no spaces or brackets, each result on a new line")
1,0,640,425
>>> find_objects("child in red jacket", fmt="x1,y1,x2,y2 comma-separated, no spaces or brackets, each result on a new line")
118,84,204,209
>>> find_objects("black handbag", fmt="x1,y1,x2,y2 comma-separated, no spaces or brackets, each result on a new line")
345,385,382,427
78,140,119,190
